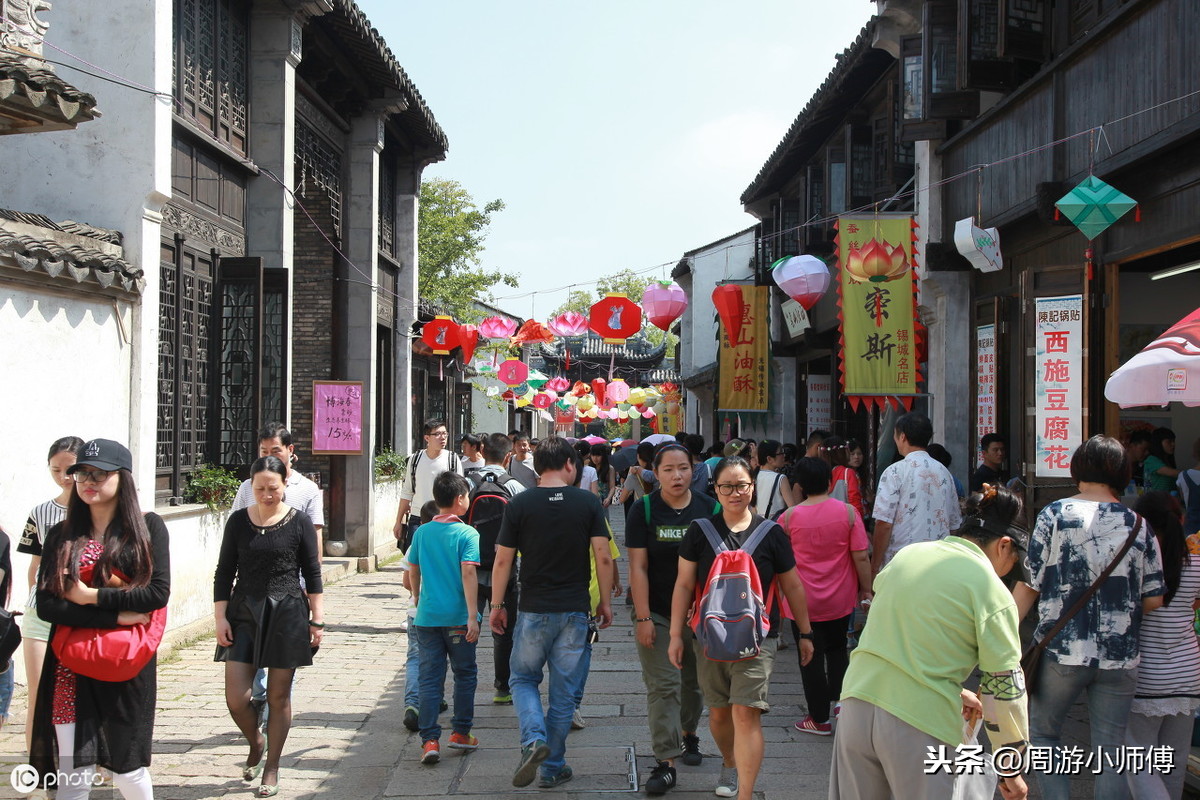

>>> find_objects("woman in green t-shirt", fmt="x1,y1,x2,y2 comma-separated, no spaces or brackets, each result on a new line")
1144,427,1179,493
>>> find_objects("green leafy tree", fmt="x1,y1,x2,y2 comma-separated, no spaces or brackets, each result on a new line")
418,178,518,321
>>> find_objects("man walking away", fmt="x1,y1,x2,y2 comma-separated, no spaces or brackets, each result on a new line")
489,437,613,789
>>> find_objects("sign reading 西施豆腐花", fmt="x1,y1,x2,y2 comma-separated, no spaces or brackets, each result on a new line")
1034,295,1083,478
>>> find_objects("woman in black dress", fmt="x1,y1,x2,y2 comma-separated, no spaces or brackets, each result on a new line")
31,438,170,799
215,456,323,798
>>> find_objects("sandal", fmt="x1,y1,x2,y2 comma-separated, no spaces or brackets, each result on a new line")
243,733,267,781
257,784,279,797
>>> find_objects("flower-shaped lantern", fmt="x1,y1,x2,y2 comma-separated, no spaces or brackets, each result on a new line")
547,311,589,338
480,316,518,339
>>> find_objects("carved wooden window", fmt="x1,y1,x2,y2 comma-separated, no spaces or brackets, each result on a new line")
1000,0,1048,61
261,272,286,429
171,135,247,227
779,198,801,259
296,121,343,236
174,0,249,155
379,156,396,257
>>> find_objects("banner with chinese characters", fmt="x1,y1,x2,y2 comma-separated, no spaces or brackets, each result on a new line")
806,374,832,435
1034,295,1084,477
312,381,364,455
976,324,997,463
836,214,922,409
718,285,769,412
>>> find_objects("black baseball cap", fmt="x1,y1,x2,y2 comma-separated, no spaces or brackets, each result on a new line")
67,439,133,474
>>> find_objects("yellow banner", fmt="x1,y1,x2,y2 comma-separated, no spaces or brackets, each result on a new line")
837,215,920,405
718,285,769,412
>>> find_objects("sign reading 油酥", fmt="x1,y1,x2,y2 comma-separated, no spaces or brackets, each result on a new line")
313,381,364,455
806,374,832,435
718,285,769,412
976,324,997,463
836,214,920,408
1034,295,1083,477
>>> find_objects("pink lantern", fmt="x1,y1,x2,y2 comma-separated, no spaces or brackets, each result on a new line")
547,311,589,338
771,255,831,310
545,376,570,392
642,280,688,332
497,359,529,387
480,315,518,339
532,392,553,409
607,378,631,403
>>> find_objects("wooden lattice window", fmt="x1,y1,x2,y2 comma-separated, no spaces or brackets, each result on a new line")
296,121,343,236
174,0,249,155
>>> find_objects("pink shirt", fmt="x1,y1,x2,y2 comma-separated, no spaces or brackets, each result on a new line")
778,498,868,622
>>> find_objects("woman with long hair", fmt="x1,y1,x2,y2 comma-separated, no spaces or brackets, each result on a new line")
669,456,814,800
1125,491,1200,799
1143,427,1179,493
30,439,170,799
215,456,323,798
589,443,620,509
776,457,871,735
626,443,718,793
1014,436,1166,800
18,435,83,754
753,440,795,519
819,436,865,518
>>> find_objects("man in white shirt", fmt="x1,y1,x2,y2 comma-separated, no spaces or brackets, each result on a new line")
507,431,538,490
871,412,962,574
392,419,464,548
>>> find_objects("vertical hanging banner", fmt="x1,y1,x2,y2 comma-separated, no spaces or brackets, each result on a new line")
1034,295,1084,477
717,285,769,412
836,214,922,409
806,374,832,435
312,381,364,455
976,324,997,461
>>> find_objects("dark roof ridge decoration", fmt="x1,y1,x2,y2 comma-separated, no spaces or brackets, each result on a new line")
0,208,142,294
329,0,448,155
740,17,889,206
539,333,669,368
0,54,100,129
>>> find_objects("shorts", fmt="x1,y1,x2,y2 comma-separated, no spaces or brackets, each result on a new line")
22,590,52,642
694,636,778,712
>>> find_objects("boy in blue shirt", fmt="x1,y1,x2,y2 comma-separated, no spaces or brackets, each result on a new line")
408,471,482,764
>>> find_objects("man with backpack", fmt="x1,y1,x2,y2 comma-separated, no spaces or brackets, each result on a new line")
393,420,464,551
467,433,525,705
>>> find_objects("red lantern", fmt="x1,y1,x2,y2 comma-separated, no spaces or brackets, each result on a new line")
771,255,831,310
497,359,529,387
421,315,459,355
642,280,688,332
591,378,607,407
458,324,479,363
589,293,642,344
712,284,746,344
511,319,556,346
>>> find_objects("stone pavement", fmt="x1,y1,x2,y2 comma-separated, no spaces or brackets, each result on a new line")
0,511,1106,799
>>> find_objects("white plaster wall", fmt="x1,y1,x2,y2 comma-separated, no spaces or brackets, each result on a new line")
472,389,511,435
157,508,229,635
683,232,757,377
372,480,403,556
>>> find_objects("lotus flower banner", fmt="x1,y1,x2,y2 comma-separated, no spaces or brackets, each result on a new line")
836,214,922,409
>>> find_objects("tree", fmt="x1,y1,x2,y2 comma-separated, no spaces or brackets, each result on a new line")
418,178,517,321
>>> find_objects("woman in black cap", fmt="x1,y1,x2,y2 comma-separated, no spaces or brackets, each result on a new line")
30,438,171,799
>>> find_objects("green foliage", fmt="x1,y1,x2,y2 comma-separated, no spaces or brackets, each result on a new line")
418,178,518,321
603,420,632,441
374,447,408,483
185,464,240,510
550,268,679,351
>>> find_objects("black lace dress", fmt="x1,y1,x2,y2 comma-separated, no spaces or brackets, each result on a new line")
213,507,323,668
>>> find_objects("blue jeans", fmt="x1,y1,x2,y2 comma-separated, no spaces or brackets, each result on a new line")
572,639,593,710
1029,657,1137,800
415,625,477,742
510,611,590,776
404,616,420,708
0,659,12,721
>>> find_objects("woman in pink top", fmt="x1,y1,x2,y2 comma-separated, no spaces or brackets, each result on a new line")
778,457,873,735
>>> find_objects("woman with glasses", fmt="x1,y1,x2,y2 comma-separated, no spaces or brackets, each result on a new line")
215,455,323,798
18,435,83,755
626,443,719,794
30,439,170,799
668,456,814,800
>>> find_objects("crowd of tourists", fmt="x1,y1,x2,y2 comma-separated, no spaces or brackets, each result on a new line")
3,414,1199,799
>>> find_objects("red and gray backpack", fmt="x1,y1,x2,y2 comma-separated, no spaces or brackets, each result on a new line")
690,518,776,662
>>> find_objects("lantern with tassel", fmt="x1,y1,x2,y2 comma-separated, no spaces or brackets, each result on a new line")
588,293,642,345
497,359,529,387
607,379,631,403
421,315,459,355
642,280,688,332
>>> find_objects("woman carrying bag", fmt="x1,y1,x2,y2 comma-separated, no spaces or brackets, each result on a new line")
1014,436,1165,800
30,439,170,800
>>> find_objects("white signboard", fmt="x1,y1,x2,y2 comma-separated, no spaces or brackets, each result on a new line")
1034,295,1084,478
976,324,997,464
954,216,1003,272
781,298,811,339
806,374,832,436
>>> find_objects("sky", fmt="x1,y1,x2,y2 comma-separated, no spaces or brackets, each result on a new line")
359,1,876,320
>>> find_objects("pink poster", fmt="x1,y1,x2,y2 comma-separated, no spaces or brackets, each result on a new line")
312,381,363,455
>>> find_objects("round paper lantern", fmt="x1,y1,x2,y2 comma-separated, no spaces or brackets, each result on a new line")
497,359,529,387
628,387,647,406
642,409,655,418
588,293,642,344
547,311,589,338
421,315,459,355
771,255,831,310
577,394,595,411
607,379,631,403
844,239,909,283
642,280,688,332
480,315,518,339
546,376,570,392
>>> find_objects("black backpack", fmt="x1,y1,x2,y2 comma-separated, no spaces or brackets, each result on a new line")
467,470,515,569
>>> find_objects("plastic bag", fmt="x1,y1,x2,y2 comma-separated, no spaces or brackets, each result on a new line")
950,719,998,800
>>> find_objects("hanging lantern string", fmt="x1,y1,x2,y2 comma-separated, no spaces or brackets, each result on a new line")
19,27,1200,312
975,166,984,223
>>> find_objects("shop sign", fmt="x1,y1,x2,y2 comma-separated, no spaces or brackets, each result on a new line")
806,374,832,435
976,324,997,463
781,298,810,338
954,217,1003,273
718,285,769,412
1034,295,1084,477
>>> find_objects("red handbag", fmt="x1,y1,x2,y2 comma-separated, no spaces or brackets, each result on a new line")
50,563,167,682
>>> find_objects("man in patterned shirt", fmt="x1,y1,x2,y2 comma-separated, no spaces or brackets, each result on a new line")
871,412,962,574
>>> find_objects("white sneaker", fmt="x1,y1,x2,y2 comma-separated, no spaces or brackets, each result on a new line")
715,765,738,797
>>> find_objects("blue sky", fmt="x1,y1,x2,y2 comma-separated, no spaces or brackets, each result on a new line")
359,1,875,319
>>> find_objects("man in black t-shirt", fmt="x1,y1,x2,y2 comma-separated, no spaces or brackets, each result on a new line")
969,433,1009,493
489,437,612,790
